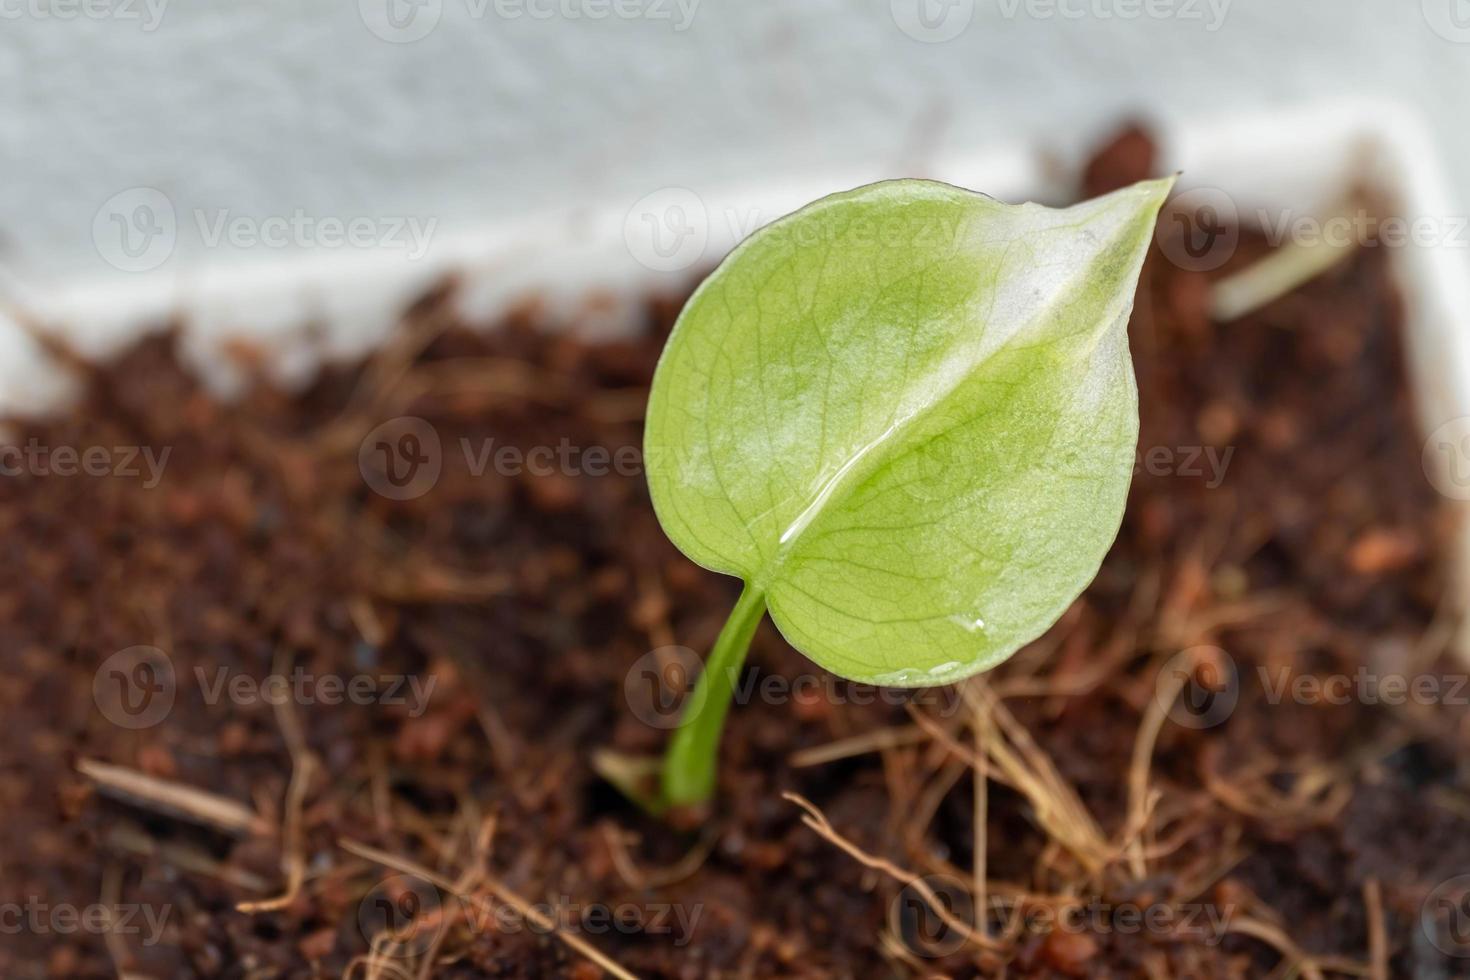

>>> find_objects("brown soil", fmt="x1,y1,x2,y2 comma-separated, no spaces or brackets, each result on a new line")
3,133,1470,979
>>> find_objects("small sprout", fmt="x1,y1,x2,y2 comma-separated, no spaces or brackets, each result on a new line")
642,177,1174,809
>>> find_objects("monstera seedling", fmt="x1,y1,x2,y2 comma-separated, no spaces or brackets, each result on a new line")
642,176,1173,808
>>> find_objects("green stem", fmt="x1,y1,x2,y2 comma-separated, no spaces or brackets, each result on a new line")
661,582,766,807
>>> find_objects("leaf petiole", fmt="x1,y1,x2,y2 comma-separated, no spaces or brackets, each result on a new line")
661,582,766,808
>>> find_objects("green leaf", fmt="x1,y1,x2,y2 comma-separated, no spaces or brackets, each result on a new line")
645,177,1170,691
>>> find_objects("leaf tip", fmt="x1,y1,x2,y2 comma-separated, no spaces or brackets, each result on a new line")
1129,174,1179,211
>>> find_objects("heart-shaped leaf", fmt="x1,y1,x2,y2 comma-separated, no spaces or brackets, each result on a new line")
645,177,1170,688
